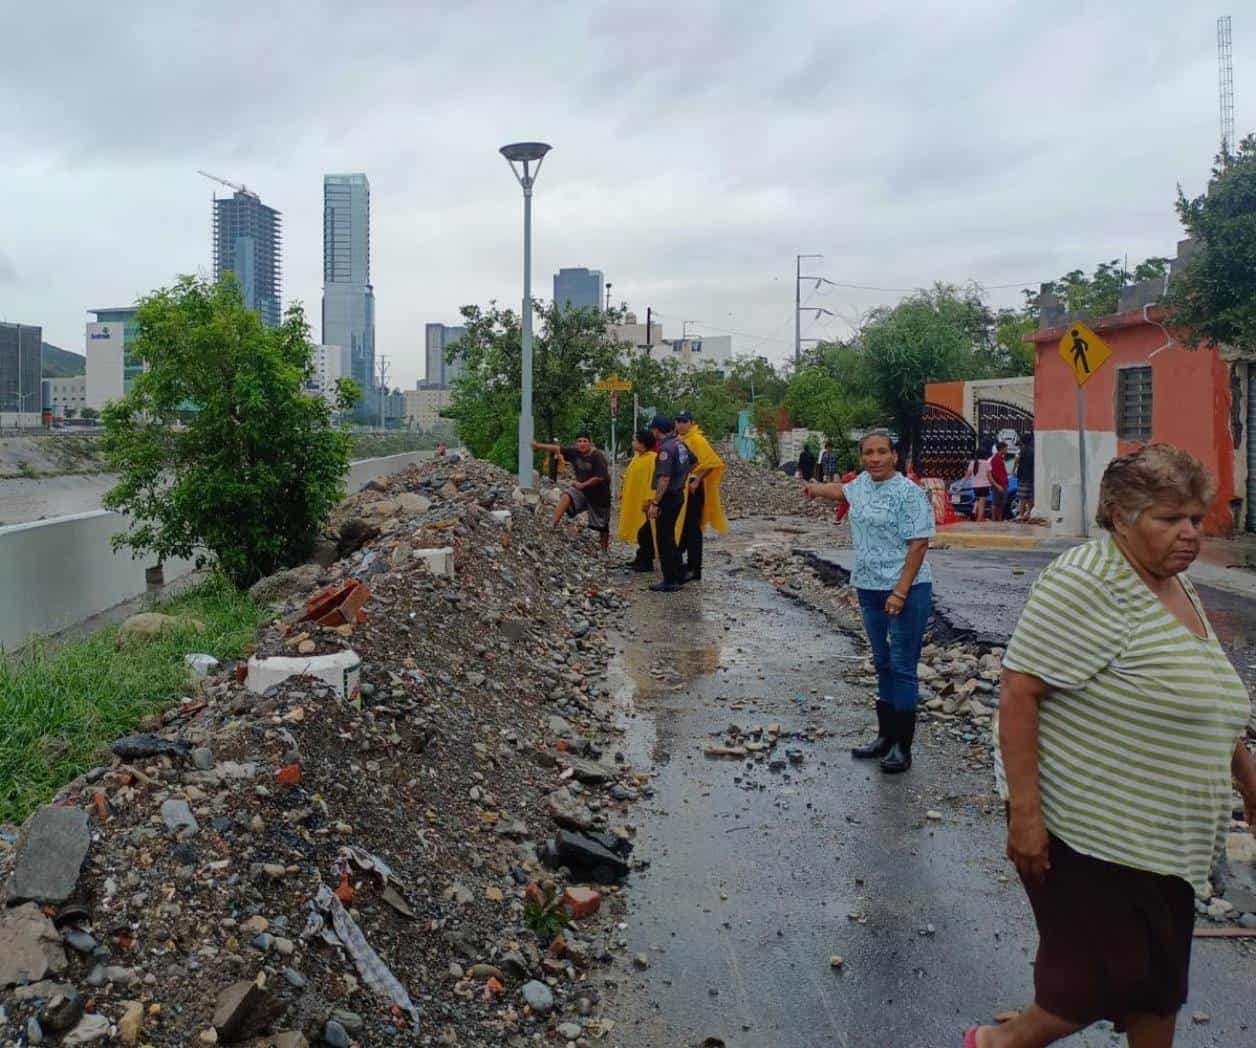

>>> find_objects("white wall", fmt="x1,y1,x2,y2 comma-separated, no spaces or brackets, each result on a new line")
0,450,436,651
963,376,1034,424
1036,428,1118,536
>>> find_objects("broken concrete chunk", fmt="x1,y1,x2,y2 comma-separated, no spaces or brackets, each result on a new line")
0,904,68,989
212,980,277,1043
160,798,199,838
8,805,91,904
111,733,191,761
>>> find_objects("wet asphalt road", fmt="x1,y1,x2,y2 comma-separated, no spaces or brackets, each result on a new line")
811,546,1256,694
603,521,1256,1048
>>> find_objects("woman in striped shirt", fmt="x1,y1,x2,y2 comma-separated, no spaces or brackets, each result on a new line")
968,445,1256,1048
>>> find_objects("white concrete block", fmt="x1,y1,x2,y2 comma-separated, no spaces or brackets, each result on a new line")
412,546,455,576
489,510,512,527
245,649,362,700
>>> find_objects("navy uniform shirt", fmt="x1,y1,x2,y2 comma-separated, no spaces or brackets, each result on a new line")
653,434,691,496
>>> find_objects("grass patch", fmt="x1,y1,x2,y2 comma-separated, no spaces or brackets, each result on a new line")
0,574,268,825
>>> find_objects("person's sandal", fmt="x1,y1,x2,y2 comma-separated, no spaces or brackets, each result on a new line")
963,1027,980,1048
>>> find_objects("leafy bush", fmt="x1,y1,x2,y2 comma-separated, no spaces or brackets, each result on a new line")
101,275,359,588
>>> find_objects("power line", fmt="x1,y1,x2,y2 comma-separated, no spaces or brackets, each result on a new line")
831,279,1042,293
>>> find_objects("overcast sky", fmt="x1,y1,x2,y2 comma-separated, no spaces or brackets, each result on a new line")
1,1,1250,387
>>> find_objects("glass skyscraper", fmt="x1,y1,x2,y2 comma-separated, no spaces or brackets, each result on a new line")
212,191,282,328
553,267,605,312
322,174,375,413
0,322,42,416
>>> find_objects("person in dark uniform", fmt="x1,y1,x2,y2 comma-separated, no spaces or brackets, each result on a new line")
646,415,690,592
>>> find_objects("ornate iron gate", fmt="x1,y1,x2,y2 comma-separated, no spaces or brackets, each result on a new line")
975,399,1034,453
916,403,977,484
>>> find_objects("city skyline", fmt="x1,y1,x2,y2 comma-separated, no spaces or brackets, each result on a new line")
211,189,282,329
2,3,1251,389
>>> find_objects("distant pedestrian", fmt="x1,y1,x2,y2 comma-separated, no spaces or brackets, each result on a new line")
532,434,611,552
797,444,817,481
1017,433,1035,521
990,442,1010,522
966,452,992,523
970,444,1256,1048
646,416,692,592
819,441,839,483
802,429,934,773
675,411,727,583
618,429,658,572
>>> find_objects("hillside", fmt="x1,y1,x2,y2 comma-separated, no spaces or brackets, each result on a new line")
41,341,86,378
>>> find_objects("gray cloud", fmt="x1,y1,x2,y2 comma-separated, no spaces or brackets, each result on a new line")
2,0,1248,382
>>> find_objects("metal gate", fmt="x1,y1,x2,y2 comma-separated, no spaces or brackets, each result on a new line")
916,403,977,485
975,399,1034,453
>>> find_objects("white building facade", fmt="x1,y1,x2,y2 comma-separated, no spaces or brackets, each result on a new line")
307,343,351,409
404,386,453,431
43,376,87,418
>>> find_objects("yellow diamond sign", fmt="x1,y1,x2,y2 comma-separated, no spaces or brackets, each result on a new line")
1058,321,1112,387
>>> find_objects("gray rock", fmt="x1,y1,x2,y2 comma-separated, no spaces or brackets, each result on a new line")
160,798,199,838
61,1013,111,1044
111,734,190,761
248,563,323,604
521,979,555,1015
212,980,274,1042
558,755,616,784
0,903,67,989
499,950,530,980
26,1017,43,1045
331,1009,363,1031
8,806,91,904
546,788,594,832
282,967,308,989
62,928,97,954
39,990,84,1032
322,1019,350,1047
190,747,215,771
557,1022,582,1040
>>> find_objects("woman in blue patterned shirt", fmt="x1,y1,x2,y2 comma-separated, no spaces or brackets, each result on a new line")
804,430,935,772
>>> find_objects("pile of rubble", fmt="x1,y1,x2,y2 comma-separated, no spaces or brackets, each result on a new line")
746,542,1256,931
718,448,832,521
0,457,645,1046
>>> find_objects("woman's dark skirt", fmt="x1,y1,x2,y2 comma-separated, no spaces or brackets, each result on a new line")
1020,833,1194,1030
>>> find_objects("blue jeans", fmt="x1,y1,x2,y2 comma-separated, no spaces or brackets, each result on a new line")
856,583,932,711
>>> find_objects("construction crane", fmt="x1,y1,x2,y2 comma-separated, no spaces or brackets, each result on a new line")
197,169,258,199
1219,16,1235,159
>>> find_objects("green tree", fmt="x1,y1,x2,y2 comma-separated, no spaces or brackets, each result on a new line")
1167,136,1256,350
859,287,979,465
752,401,782,467
783,367,880,468
1042,257,1169,318
101,275,353,588
80,406,100,422
446,301,627,470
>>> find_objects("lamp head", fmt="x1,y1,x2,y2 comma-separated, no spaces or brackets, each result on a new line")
500,142,552,163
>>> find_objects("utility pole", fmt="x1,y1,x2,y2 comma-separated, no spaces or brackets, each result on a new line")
795,253,835,366
375,355,390,430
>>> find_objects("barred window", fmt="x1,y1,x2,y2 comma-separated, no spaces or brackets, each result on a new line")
1116,366,1153,442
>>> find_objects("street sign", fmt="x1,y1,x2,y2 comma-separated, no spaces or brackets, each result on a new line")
594,375,633,393
1058,321,1112,387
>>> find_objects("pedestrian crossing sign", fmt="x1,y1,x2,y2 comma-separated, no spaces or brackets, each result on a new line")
1057,321,1112,387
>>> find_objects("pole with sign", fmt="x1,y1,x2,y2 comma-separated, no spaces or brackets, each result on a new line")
1057,321,1112,538
594,375,633,501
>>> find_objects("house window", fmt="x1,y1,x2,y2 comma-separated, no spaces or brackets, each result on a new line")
1116,366,1153,442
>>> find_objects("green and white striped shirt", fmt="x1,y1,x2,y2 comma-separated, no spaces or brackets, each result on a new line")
998,533,1249,893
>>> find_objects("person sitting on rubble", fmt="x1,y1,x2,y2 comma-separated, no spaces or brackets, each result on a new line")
532,434,611,552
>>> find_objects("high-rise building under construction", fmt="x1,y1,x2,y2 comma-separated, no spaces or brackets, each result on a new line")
212,189,282,328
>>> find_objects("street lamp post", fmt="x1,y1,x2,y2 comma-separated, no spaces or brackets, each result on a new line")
500,141,552,489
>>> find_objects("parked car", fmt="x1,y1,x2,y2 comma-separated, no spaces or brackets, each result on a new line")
949,474,1018,519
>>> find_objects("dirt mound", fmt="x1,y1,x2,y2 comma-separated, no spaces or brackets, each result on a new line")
0,456,639,1045
719,446,832,520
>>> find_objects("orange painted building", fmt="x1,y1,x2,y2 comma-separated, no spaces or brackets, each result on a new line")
1028,306,1242,536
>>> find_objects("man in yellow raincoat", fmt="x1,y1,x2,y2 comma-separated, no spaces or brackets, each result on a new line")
617,429,658,572
675,411,727,582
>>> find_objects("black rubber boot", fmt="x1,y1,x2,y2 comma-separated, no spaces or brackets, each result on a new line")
851,701,894,760
879,710,916,774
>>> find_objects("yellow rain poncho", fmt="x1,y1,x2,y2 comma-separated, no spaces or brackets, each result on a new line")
678,424,728,536
617,450,658,544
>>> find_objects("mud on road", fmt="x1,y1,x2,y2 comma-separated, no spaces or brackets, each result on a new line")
601,519,1256,1048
